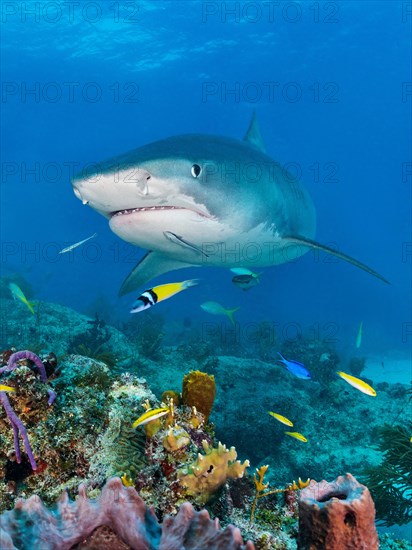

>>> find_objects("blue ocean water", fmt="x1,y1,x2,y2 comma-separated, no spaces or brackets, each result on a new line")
2,1,410,360
1,0,411,540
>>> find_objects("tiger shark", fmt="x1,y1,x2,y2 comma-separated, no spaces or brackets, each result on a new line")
72,113,388,294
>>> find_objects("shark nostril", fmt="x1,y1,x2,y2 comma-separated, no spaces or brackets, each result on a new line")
141,181,149,196
131,170,151,196
137,178,149,196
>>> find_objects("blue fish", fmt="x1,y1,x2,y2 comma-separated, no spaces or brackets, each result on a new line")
277,352,311,380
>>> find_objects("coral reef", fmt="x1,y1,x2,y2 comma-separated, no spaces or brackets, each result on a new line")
0,290,133,359
281,337,340,387
182,370,216,422
177,440,250,505
68,313,112,356
0,355,155,510
0,351,56,470
1,297,411,549
348,357,366,377
298,473,379,549
0,477,255,550
247,321,278,361
123,312,165,361
249,464,309,524
201,353,408,485
0,354,249,526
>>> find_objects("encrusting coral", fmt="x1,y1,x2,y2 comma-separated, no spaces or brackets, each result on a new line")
177,440,250,505
0,476,255,550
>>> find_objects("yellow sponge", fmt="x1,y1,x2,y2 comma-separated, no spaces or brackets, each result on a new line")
182,370,216,422
177,440,250,504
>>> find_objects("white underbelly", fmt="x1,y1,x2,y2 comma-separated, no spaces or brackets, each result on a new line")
109,210,309,267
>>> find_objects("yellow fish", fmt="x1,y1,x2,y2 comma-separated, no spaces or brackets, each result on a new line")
285,431,308,443
0,384,16,393
8,283,35,314
356,321,363,348
268,412,293,427
337,371,376,396
131,280,198,313
132,407,170,429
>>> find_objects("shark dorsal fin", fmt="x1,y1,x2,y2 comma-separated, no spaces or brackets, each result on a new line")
243,111,266,153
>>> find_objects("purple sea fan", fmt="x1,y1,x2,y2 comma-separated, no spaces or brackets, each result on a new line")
0,350,56,470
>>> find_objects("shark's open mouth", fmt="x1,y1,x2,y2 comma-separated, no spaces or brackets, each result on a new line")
110,205,211,219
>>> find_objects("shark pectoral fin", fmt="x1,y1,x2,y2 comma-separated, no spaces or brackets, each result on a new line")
284,235,390,285
119,251,197,296
243,110,266,153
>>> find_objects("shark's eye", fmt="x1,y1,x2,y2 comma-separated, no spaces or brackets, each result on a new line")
191,164,202,178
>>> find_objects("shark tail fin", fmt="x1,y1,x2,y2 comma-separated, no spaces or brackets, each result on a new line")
226,307,240,326
284,235,390,285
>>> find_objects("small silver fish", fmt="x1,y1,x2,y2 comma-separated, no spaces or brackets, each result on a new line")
59,232,97,254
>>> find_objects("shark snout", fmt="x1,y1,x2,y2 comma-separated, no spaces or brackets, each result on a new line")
72,167,153,213
73,186,89,205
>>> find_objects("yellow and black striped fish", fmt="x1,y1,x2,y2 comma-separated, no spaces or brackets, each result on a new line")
130,280,198,313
